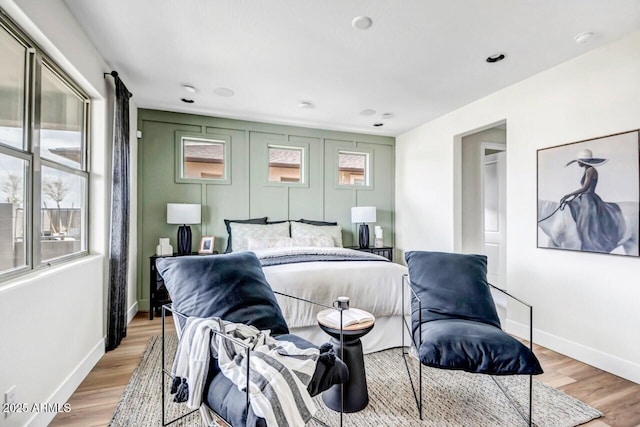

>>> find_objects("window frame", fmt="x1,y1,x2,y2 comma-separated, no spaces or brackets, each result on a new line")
335,147,374,190
175,131,231,185
0,14,91,282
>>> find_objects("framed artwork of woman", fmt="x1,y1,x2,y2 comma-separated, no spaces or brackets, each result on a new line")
537,130,639,256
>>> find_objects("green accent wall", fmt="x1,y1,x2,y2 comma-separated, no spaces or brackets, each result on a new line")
137,109,395,310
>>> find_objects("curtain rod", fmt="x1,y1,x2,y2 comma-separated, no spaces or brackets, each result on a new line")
103,70,119,79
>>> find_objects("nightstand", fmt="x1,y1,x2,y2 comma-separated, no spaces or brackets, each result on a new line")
149,252,218,320
346,246,393,262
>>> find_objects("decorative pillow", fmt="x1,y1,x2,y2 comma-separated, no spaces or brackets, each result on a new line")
224,217,268,253
246,237,293,250
246,236,335,250
297,219,338,226
291,236,335,247
230,221,290,252
290,221,343,247
155,252,289,335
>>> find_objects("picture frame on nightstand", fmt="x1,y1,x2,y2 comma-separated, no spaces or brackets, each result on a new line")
198,236,215,254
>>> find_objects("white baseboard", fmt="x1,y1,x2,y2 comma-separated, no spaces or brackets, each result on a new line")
27,337,105,427
507,319,640,385
127,301,138,324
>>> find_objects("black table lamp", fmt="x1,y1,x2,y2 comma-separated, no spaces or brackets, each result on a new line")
167,203,201,255
351,206,376,249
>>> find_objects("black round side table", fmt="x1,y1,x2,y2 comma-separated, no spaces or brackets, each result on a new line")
317,309,375,413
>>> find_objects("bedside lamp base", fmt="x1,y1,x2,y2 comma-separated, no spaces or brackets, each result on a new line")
358,224,370,249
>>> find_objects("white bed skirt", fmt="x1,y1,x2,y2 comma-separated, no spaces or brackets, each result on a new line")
288,315,411,354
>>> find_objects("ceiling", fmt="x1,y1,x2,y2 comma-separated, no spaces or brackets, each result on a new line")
63,0,640,137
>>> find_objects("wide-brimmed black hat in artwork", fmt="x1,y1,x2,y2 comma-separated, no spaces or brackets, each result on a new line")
565,149,608,167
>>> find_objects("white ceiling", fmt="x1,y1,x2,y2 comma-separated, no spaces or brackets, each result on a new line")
63,0,640,137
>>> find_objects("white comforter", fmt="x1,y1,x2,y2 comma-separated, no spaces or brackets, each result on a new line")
253,247,408,329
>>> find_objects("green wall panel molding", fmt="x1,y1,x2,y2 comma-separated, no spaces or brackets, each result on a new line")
137,109,395,304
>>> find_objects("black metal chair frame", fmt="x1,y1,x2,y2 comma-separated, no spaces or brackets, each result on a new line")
401,274,535,426
161,291,348,427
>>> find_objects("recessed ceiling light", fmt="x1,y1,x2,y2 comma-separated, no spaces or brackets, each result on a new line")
574,32,595,44
299,101,313,108
182,84,197,93
360,109,376,116
381,113,394,119
214,87,235,97
486,52,507,63
352,16,373,30
373,122,384,127
181,98,194,104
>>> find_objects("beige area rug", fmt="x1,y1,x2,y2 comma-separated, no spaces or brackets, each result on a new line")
109,335,602,427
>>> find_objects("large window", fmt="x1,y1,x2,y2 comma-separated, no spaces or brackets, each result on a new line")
0,18,89,280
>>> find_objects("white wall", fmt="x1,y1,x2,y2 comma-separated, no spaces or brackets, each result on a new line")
0,1,137,425
396,31,640,384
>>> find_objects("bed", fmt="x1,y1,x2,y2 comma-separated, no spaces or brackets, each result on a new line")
224,218,410,353
252,246,410,354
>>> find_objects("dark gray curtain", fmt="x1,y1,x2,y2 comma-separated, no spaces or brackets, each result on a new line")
107,74,132,351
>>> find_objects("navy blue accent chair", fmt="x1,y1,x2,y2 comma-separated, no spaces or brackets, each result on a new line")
402,251,543,425
156,252,348,427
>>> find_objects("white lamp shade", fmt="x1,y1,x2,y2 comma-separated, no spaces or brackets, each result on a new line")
167,203,201,225
351,206,376,223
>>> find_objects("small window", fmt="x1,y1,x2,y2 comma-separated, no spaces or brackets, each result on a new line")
183,138,225,179
268,145,303,183
338,150,369,186
176,132,230,184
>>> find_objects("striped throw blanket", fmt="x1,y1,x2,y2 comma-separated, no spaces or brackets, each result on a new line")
171,317,319,426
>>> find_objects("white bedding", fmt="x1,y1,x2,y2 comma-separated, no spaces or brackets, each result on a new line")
254,247,408,329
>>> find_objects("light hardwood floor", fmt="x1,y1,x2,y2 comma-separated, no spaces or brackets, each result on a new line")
51,313,640,427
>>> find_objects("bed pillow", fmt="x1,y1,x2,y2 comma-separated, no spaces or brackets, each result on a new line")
246,236,292,250
155,252,289,335
230,221,290,252
291,236,335,247
246,236,335,250
297,219,338,226
290,221,343,247
224,217,268,253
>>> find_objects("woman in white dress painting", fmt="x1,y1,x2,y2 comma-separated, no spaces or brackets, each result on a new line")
559,149,624,253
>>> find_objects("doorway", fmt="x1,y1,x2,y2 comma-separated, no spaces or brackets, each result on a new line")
458,124,507,322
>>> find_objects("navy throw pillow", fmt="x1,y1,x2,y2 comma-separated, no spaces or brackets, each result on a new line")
156,252,289,335
405,251,501,334
297,219,338,226
223,217,268,253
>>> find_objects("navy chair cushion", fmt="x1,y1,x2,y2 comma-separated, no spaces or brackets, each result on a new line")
405,251,501,335
416,319,543,375
156,252,289,335
405,250,543,375
204,334,349,427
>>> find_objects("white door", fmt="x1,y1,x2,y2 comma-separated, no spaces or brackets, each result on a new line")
483,150,506,290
